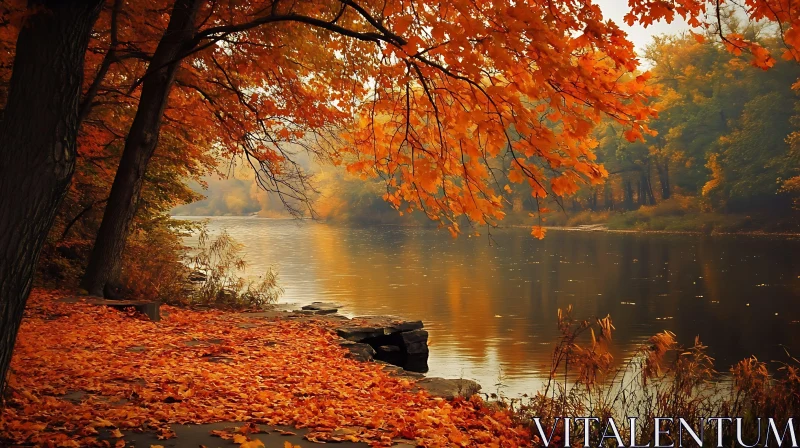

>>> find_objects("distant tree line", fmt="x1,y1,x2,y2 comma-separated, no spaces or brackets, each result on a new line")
572,20,800,221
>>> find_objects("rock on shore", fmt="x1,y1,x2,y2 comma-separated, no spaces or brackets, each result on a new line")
300,302,342,315
336,317,429,372
414,377,482,400
246,304,482,400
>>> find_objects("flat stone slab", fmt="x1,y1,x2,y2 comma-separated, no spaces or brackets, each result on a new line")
293,308,338,316
376,362,425,379
414,377,481,400
301,301,342,313
336,318,424,341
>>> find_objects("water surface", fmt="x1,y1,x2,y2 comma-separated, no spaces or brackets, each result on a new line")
186,217,800,396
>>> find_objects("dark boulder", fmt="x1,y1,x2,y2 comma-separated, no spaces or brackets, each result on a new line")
338,341,376,362
336,317,428,372
400,329,429,355
414,377,482,400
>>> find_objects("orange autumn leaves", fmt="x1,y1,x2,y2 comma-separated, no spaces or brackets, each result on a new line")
339,0,658,239
336,0,800,240
3,0,798,243
627,0,800,71
0,290,530,447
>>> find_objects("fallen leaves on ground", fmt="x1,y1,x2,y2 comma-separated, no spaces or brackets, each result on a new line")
1,289,530,447
210,424,303,448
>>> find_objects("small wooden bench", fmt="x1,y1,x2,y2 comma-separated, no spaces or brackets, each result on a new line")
86,299,161,321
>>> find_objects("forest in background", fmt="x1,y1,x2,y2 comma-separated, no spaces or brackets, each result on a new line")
343,18,799,232
561,15,800,232
173,14,800,233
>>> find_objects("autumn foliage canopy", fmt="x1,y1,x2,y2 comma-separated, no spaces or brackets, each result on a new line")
4,0,798,242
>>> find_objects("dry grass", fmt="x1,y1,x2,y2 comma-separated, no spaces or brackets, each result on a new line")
186,228,283,308
121,224,284,309
504,307,800,446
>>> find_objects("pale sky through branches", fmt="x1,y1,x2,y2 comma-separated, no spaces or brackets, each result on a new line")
596,0,690,51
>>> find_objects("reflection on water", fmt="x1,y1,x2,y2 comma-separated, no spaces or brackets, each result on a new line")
185,217,800,396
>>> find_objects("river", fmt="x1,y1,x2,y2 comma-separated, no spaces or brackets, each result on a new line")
182,217,800,396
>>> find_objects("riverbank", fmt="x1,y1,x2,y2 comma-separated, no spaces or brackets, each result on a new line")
189,213,800,238
0,289,530,447
536,199,799,236
542,223,800,238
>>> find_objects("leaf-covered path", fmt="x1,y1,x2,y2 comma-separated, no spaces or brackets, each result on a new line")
1,290,530,447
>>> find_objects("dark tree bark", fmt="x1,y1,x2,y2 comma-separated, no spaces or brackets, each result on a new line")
636,179,644,207
637,168,656,207
645,162,657,205
0,0,102,390
60,198,108,240
81,0,203,296
656,159,671,200
603,185,614,211
623,179,634,210
77,0,123,126
589,188,598,212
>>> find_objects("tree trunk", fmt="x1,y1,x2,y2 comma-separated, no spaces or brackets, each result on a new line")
645,162,657,205
604,185,614,211
81,0,202,296
636,179,644,207
637,169,656,207
623,180,634,210
0,0,101,390
657,160,671,200
60,198,108,240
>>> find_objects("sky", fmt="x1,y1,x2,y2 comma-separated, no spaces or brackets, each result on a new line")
595,0,690,51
